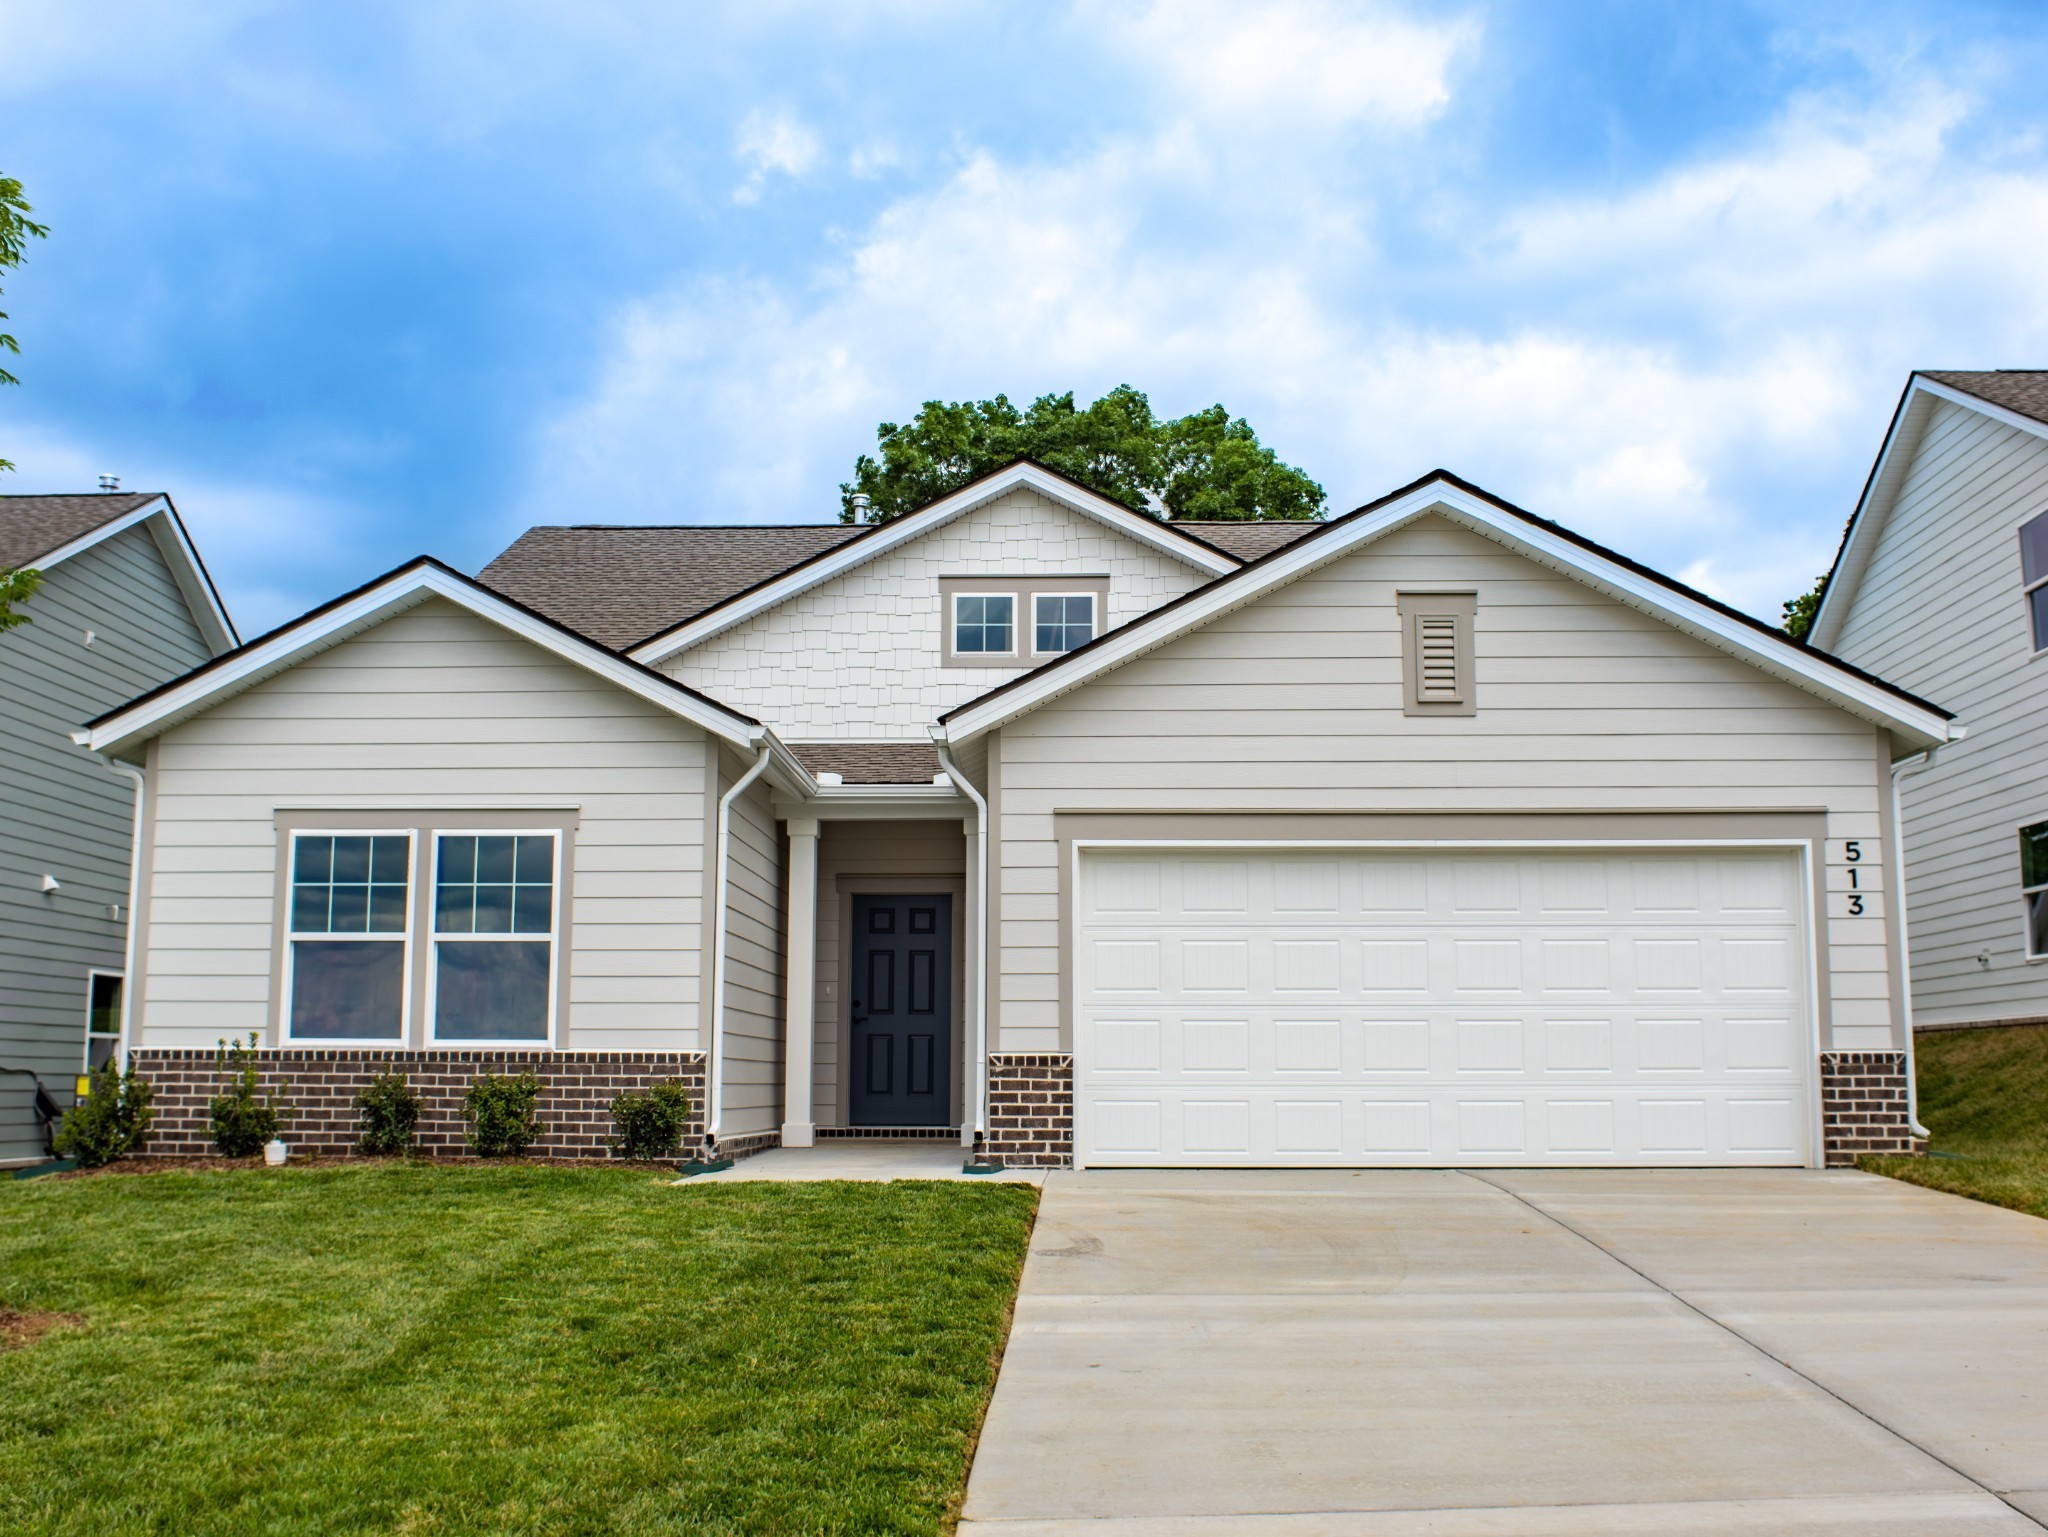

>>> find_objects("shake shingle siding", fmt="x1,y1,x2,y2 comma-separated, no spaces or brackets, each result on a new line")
0,524,213,1162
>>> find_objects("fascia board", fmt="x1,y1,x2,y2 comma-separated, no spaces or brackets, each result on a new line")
628,462,1236,664
1915,376,2048,446
143,506,240,653
938,479,1955,749
87,564,768,761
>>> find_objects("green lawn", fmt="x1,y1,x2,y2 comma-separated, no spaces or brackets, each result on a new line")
0,1163,1037,1535
1863,1024,2048,1219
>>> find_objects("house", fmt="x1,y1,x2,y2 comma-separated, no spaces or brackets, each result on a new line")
1811,370,2048,1034
1,492,237,1165
81,462,1954,1168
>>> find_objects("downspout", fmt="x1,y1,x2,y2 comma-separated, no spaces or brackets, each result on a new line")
934,743,989,1153
74,736,148,1074
704,737,773,1155
1890,739,1956,1142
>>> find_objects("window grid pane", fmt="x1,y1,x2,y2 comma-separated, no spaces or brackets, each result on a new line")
2022,511,2048,588
291,834,409,935
954,594,1014,654
2023,823,2048,891
1035,593,1094,654
2030,586,2048,653
436,834,554,936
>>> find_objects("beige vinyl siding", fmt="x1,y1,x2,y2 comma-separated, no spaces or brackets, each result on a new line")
991,514,1890,1052
1827,398,2048,1024
137,598,711,1052
661,487,1212,739
0,523,215,1161
811,820,967,1126
718,762,784,1137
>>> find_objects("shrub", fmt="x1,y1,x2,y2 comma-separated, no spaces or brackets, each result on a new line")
463,1072,544,1158
607,1080,693,1160
51,1060,154,1168
209,1033,289,1158
355,1073,422,1155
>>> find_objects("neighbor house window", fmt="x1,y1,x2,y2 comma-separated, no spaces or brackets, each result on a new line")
952,593,1015,656
286,833,411,1040
84,972,122,1071
2021,510,2048,652
432,833,557,1042
1034,592,1095,654
2024,822,2048,958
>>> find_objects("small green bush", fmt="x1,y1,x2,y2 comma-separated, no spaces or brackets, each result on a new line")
607,1080,693,1160
463,1072,544,1158
209,1033,289,1158
355,1073,422,1155
52,1060,154,1168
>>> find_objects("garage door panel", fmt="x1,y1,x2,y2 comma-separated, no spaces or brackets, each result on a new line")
1077,849,1812,1168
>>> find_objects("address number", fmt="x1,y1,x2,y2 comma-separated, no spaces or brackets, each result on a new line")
1825,838,1880,866
1828,889,1885,920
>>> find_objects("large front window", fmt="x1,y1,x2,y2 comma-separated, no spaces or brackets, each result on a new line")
433,834,557,1041
952,593,1015,655
287,833,410,1040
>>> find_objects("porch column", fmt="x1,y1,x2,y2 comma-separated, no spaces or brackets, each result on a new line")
780,817,820,1148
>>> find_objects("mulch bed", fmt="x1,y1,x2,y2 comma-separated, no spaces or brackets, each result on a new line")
52,1154,657,1180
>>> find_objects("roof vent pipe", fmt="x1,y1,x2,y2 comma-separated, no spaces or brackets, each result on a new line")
850,491,872,519
98,474,120,491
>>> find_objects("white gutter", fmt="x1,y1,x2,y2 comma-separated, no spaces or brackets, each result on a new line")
934,744,989,1150
705,739,773,1152
1889,736,1960,1141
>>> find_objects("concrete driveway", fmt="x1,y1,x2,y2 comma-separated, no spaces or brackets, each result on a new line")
961,1169,2048,1535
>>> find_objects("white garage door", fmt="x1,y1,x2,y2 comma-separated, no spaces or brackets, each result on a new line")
1074,848,1814,1167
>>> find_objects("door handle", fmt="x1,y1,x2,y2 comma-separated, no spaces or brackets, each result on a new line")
851,1014,867,1026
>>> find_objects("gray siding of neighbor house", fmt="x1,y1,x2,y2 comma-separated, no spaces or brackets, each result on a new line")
1826,398,2048,1026
718,756,785,1140
0,524,213,1162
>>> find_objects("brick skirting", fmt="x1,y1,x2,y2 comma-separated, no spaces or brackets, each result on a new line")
986,1053,1073,1168
1819,1050,1924,1166
127,1048,710,1161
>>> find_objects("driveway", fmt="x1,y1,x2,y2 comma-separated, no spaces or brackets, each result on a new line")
961,1169,2048,1535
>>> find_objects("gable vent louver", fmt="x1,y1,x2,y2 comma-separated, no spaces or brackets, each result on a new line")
1417,613,1461,701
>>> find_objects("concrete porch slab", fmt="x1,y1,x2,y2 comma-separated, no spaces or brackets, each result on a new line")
673,1139,1045,1184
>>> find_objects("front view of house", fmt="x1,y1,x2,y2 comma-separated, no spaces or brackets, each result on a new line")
83,464,1954,1168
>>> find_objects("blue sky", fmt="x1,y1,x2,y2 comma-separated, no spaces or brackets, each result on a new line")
4,0,2047,634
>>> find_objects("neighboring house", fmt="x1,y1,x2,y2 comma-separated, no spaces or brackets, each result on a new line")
84,461,1953,1169
0,492,236,1165
1812,370,2048,1032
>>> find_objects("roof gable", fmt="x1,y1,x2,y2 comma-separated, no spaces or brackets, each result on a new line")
83,557,810,791
936,470,1954,750
626,460,1241,664
0,492,237,654
1812,372,2048,651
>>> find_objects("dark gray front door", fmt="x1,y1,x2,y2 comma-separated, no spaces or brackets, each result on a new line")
849,894,952,1126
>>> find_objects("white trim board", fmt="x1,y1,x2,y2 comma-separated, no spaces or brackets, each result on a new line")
29,497,239,655
1812,375,2048,651
937,473,1955,751
627,461,1239,664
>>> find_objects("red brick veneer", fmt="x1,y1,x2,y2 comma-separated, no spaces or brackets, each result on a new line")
986,1053,1073,1168
127,1048,708,1161
1819,1050,1924,1166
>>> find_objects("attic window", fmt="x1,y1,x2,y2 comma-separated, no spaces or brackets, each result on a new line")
1396,591,1476,717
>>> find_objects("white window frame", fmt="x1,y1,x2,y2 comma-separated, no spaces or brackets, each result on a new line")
950,591,1018,659
2021,510,2048,655
82,968,124,1072
427,828,562,1049
1031,590,1097,657
2020,819,2048,962
282,829,416,1045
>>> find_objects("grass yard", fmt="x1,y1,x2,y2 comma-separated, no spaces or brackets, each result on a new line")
1863,1024,2048,1220
0,1162,1037,1535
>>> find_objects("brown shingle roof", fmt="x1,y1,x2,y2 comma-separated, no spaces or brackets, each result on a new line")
0,492,159,570
1172,520,1323,560
1921,371,2048,427
477,524,869,650
790,741,942,784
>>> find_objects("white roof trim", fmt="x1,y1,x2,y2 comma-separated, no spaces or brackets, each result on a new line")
29,497,239,656
627,462,1239,663
1811,376,2048,651
85,561,810,789
936,476,1955,751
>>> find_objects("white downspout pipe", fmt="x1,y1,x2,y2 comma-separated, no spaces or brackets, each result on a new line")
1890,739,1955,1142
935,743,989,1150
705,738,773,1153
76,736,148,1074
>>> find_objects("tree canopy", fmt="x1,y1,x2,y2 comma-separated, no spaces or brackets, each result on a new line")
841,385,1326,524
0,175,49,394
1781,572,1828,641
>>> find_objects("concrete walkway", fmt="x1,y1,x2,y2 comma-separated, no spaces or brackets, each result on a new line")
961,1169,2048,1535
673,1139,1044,1184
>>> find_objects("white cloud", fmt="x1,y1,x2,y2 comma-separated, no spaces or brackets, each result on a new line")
732,107,824,203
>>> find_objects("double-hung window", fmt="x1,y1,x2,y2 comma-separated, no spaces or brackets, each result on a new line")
2023,822,2048,958
432,833,558,1042
1034,592,1095,654
2022,510,2048,653
952,593,1015,656
287,833,411,1040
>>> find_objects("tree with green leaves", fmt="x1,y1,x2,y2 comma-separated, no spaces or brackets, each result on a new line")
841,385,1326,524
1781,572,1828,641
0,566,42,632
0,174,51,627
